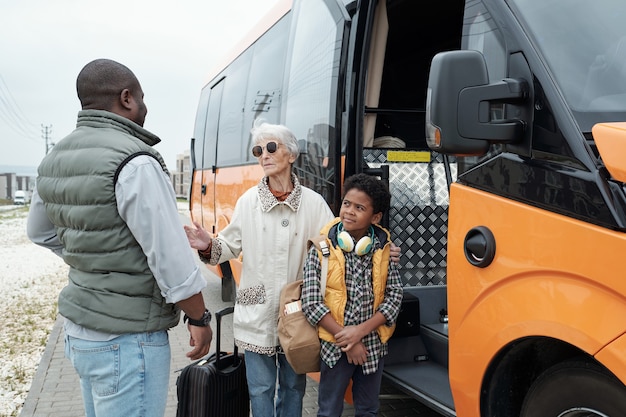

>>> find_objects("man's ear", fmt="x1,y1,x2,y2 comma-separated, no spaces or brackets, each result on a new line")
371,211,383,225
119,88,133,110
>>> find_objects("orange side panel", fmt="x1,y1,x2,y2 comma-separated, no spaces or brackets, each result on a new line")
446,183,626,416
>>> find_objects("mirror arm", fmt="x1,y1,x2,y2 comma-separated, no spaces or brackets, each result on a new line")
458,78,529,141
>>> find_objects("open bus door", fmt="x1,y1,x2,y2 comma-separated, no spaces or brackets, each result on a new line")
190,78,239,301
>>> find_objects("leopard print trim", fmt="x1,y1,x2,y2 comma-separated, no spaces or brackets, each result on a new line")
210,240,222,264
235,339,277,356
197,238,222,265
258,173,302,212
236,284,266,305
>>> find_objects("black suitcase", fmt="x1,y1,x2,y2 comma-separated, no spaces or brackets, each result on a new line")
176,306,249,417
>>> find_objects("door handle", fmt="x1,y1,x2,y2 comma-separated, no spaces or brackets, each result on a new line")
463,226,496,267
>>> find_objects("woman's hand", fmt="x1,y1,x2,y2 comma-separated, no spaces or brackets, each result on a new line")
390,242,401,264
183,221,212,251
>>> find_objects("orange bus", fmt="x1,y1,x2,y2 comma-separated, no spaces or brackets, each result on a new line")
189,0,626,415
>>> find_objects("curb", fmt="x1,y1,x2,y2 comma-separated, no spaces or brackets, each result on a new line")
20,316,64,416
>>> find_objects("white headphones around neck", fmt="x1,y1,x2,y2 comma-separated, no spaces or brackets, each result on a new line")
336,223,374,256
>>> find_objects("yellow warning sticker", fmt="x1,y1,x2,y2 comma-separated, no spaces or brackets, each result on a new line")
386,151,431,163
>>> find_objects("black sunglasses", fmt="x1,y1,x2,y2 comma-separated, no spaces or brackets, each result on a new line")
252,141,279,158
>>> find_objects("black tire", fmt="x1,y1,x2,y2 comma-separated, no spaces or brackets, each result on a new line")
520,360,626,417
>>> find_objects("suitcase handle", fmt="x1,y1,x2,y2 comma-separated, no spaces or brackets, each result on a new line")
215,306,239,368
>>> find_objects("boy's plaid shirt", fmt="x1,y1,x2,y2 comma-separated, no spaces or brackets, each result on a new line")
301,236,402,374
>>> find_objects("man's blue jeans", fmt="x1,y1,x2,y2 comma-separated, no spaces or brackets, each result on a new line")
245,350,306,417
65,330,171,417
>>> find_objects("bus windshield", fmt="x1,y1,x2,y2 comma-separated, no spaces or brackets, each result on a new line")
511,0,626,132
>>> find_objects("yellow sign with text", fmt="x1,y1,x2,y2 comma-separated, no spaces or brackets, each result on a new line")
386,150,431,163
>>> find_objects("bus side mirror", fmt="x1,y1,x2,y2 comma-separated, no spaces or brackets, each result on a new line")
594,122,626,182
426,50,528,156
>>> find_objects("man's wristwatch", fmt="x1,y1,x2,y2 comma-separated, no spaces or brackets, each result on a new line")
184,309,212,327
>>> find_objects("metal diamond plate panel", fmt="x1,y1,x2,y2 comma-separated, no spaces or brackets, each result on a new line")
364,149,457,287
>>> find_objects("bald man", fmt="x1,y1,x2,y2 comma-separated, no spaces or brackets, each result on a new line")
27,59,212,417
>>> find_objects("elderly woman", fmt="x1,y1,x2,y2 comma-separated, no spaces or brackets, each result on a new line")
185,120,400,416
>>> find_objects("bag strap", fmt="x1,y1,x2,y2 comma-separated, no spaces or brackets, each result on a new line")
309,236,330,297
319,240,329,297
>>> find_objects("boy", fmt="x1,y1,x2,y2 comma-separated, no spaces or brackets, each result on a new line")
301,173,403,417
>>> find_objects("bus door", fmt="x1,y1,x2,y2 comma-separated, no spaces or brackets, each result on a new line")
352,1,464,413
190,80,219,231
199,79,224,235
190,78,236,300
354,0,462,287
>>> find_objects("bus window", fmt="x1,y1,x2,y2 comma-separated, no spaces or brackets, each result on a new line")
216,52,252,166
243,15,290,162
284,0,348,207
464,2,506,83
284,2,338,140
193,87,210,170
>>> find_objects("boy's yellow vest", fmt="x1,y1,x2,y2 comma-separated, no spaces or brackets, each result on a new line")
311,218,396,344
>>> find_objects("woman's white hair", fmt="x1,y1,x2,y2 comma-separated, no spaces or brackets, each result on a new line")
250,118,300,159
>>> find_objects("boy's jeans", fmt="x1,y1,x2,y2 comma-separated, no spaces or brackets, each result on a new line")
317,354,385,417
65,330,170,417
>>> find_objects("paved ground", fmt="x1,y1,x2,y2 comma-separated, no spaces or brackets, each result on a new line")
20,212,441,417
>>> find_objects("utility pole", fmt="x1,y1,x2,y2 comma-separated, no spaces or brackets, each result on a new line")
41,124,53,154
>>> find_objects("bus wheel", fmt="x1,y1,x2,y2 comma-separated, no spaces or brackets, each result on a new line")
520,360,626,417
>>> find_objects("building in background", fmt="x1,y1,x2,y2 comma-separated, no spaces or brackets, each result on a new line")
1,157,190,203
171,150,191,200
0,172,35,202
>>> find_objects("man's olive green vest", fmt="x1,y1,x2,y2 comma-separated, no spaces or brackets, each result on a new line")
37,110,180,333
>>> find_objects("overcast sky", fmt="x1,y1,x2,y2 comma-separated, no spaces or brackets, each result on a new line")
0,0,281,170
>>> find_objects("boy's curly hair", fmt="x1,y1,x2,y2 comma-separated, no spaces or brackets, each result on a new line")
342,173,391,215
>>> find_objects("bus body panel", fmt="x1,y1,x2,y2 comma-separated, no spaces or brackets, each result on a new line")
448,183,626,415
